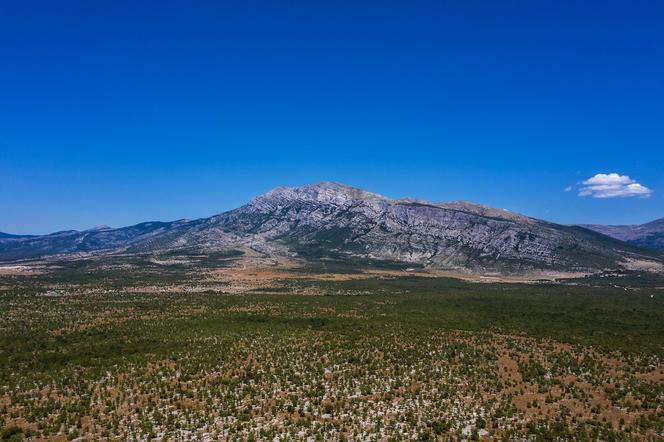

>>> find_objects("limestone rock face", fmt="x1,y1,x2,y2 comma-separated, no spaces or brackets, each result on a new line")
205,182,656,273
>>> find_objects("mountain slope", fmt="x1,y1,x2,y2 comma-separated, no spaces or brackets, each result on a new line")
0,221,196,261
1,182,661,274
196,183,658,273
582,218,664,251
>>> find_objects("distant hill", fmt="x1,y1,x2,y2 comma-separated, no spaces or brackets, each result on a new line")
581,218,664,251
1,182,661,274
0,232,33,239
0,222,195,261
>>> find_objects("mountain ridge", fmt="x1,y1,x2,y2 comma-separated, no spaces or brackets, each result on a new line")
1,182,661,274
581,218,664,251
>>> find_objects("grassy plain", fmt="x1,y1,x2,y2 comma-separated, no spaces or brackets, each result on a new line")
0,255,663,440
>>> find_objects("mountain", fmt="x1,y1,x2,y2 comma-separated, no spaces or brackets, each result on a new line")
0,232,33,239
0,221,197,261
581,218,664,251
1,182,661,274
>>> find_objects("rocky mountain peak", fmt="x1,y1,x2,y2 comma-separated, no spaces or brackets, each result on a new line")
89,224,112,231
249,182,390,209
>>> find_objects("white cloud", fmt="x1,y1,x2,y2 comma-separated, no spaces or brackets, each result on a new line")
563,185,573,192
578,173,652,198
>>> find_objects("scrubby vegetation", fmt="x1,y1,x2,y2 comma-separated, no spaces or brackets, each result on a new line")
0,260,662,440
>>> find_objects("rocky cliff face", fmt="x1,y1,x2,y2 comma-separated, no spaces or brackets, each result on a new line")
1,182,661,273
203,182,655,272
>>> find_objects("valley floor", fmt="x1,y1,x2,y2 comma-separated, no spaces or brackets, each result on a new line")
0,255,663,440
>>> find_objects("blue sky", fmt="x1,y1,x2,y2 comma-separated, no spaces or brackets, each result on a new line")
1,0,663,234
